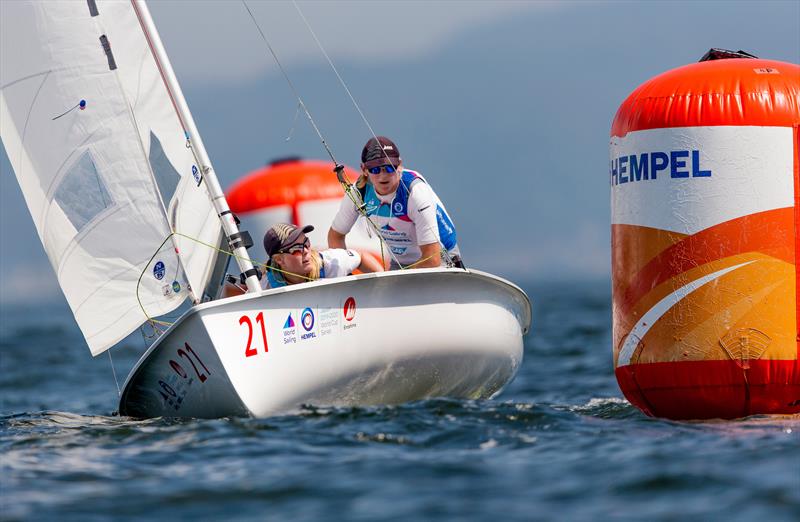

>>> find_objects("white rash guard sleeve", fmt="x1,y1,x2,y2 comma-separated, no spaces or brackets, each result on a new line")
407,182,441,246
331,194,360,235
320,248,362,277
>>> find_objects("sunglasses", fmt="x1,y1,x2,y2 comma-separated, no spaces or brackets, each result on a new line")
367,165,396,175
279,237,310,255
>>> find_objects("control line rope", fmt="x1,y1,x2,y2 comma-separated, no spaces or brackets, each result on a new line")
135,232,313,327
240,0,403,269
290,0,453,267
108,350,121,397
135,232,440,330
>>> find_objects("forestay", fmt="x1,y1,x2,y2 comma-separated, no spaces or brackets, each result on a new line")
0,1,223,355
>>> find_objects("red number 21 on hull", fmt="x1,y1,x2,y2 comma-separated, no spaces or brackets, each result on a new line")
240,312,268,358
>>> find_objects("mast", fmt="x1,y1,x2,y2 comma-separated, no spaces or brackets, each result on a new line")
131,0,261,293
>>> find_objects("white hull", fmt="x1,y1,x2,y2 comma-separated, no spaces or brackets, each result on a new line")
119,268,531,418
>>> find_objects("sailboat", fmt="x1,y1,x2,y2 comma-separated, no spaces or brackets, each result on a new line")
0,0,531,418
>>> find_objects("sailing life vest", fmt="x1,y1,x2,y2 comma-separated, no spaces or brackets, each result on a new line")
357,169,458,265
263,248,361,289
265,266,308,289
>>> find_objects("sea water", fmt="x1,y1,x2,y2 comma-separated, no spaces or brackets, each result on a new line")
1,280,798,521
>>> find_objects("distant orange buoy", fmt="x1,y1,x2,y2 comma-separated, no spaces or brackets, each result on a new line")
610,53,800,419
227,157,382,263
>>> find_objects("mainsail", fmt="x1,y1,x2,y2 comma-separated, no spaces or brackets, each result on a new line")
0,1,223,355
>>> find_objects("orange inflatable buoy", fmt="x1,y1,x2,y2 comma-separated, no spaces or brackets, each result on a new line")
227,157,383,264
610,51,800,419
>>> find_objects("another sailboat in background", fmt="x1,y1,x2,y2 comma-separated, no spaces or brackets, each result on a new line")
0,0,531,418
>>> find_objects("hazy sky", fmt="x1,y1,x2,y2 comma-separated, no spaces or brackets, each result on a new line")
1,0,799,304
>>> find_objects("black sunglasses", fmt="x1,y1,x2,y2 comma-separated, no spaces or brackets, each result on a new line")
279,237,310,255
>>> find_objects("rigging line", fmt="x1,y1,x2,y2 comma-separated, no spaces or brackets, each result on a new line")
290,0,401,177
134,233,178,324
289,0,420,199
290,0,379,143
127,129,197,303
241,0,401,268
288,1,392,238
285,103,301,141
135,231,312,326
132,0,213,244
288,2,410,267
289,1,396,183
109,5,201,305
108,351,121,397
241,0,337,165
291,1,451,268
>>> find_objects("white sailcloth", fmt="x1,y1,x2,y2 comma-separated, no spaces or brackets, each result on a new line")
0,0,223,355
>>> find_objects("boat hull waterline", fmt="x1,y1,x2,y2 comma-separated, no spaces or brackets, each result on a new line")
119,268,532,418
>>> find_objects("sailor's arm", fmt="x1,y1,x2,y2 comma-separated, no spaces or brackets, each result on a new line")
408,184,441,268
328,227,347,249
355,250,385,272
414,242,441,268
328,194,359,249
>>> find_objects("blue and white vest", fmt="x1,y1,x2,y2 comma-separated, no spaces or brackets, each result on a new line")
265,262,326,289
358,169,458,265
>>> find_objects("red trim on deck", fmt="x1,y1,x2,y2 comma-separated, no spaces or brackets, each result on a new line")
616,359,800,420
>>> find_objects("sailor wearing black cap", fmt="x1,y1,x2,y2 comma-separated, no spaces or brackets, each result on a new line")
328,136,462,269
262,223,383,288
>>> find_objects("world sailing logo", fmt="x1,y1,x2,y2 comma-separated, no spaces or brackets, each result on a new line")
283,314,295,329
282,313,297,345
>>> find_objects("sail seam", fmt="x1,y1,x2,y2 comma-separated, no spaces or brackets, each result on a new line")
54,203,121,281
85,299,180,356
130,0,229,300
90,3,200,304
73,253,188,314
18,70,51,194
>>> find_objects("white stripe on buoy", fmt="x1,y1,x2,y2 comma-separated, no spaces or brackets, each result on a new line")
617,260,756,367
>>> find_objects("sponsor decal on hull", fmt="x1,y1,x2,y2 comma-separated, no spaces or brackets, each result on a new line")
318,307,340,337
282,312,297,345
158,342,212,413
299,307,317,340
343,296,357,330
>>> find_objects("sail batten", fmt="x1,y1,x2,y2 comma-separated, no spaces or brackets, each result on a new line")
0,0,223,355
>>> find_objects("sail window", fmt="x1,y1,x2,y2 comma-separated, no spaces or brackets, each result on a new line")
54,150,112,231
149,131,181,206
